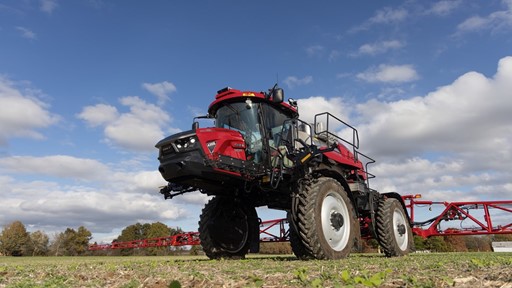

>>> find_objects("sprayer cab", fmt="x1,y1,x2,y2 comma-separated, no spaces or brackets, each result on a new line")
155,86,301,195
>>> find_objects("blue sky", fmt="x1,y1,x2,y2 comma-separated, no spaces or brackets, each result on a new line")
1,0,512,242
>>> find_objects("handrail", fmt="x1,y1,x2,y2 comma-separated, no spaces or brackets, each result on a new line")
314,112,375,185
356,150,376,186
314,112,359,153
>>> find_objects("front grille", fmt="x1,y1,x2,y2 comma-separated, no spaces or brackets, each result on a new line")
160,144,175,157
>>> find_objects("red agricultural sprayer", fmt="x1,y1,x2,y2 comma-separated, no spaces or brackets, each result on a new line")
152,85,410,260
143,85,512,259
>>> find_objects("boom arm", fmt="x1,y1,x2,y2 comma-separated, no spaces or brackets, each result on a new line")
403,194,512,238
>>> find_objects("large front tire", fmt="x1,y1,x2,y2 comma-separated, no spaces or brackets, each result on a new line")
375,198,414,257
198,196,258,259
296,177,359,259
287,212,313,260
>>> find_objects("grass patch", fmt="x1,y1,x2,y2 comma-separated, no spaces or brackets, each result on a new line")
0,252,511,287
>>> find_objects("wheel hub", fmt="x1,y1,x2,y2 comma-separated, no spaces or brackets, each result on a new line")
397,223,406,236
321,191,352,252
330,212,344,231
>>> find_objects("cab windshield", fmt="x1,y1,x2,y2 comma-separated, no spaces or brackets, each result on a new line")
215,102,263,162
215,102,260,133
215,101,294,163
261,104,293,148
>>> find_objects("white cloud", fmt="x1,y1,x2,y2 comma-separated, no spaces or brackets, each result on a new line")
142,81,176,104
178,193,211,206
78,96,174,152
456,0,512,33
370,157,505,203
0,181,189,235
368,157,480,200
357,64,419,83
348,56,512,202
305,45,324,57
77,104,119,127
0,77,58,144
376,87,406,100
427,0,461,16
0,158,205,237
457,16,491,32
354,40,405,56
369,7,408,24
0,155,110,181
283,76,313,89
295,56,512,204
297,96,351,125
328,50,341,62
15,26,36,39
350,7,408,32
355,56,512,159
109,170,167,194
40,0,58,14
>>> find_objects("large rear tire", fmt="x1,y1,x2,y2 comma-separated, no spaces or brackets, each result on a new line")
296,177,358,259
198,196,258,259
375,198,414,257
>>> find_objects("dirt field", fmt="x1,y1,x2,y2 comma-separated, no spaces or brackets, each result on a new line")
1,252,511,287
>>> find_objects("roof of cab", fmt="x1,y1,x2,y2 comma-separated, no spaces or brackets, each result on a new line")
208,87,298,117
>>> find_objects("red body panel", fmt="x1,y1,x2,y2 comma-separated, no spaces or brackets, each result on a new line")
322,144,363,168
321,144,366,178
195,127,247,161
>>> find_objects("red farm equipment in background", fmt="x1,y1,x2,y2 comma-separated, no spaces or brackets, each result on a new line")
88,219,288,251
404,194,512,238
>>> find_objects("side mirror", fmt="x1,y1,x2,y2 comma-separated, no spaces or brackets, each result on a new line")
192,115,210,131
272,88,284,103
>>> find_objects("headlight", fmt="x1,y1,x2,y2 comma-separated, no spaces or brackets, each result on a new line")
174,136,198,152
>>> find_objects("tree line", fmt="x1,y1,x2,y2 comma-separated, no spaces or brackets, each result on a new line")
0,220,185,257
2,220,511,256
0,221,92,256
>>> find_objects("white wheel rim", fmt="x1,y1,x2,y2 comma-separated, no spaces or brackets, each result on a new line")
393,207,409,251
321,192,350,251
